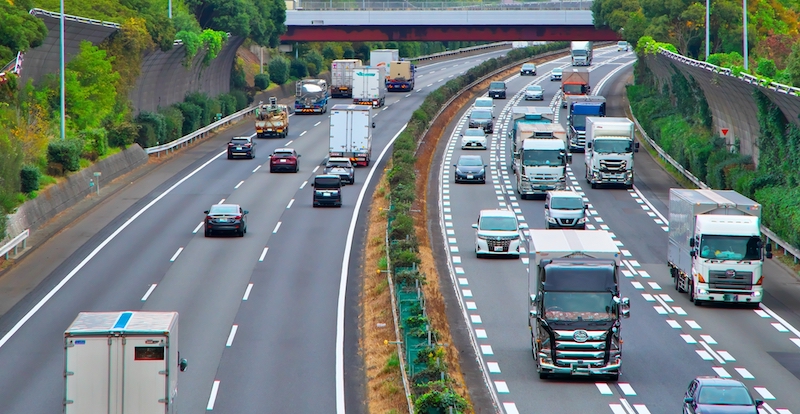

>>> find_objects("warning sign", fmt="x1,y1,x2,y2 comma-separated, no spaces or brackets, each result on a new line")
720,128,729,136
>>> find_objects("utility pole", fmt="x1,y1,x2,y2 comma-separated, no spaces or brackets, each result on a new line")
743,0,749,71
705,0,710,59
169,0,172,18
59,0,66,141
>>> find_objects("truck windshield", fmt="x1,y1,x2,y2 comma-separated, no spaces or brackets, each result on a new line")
479,216,517,231
573,51,587,56
699,235,761,260
522,149,564,167
562,84,585,95
571,114,587,128
551,197,584,210
593,139,632,153
543,292,614,322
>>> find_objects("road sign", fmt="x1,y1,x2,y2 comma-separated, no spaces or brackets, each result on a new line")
720,128,729,136
93,171,101,176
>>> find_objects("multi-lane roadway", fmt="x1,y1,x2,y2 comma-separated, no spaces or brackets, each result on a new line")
437,46,800,414
0,48,511,413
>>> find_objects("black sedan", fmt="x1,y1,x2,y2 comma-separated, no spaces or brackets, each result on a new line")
454,155,487,184
683,377,762,414
228,137,256,159
204,204,248,237
324,157,356,185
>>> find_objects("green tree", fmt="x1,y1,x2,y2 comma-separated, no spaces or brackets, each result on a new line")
756,58,777,77
786,43,800,86
303,50,325,74
184,0,286,47
322,43,344,60
63,41,121,131
254,73,270,90
290,58,308,79
0,0,49,64
268,56,290,85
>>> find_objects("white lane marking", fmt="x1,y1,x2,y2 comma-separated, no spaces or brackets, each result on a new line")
285,140,293,146
336,124,408,413
638,270,651,278
219,198,226,204
772,323,790,332
252,165,261,173
313,165,319,173
225,325,238,346
258,247,268,262
712,366,731,378
487,362,501,373
272,222,282,234
754,387,776,400
791,338,800,348
406,93,411,97
207,380,221,410
696,350,713,361
170,247,184,262
466,301,477,310
193,222,204,234
609,404,627,414
596,383,613,395
475,329,487,338
503,402,519,414
755,309,771,318
141,284,157,301
287,199,295,209
234,180,244,189
242,283,253,300
680,334,696,344
631,185,669,224
471,315,482,324
633,404,651,414
735,367,754,379
700,334,717,344
458,277,468,285
481,344,493,355
300,180,308,189
667,320,681,329
619,383,636,396
673,306,687,315
314,121,321,126
699,342,726,363
299,131,307,137
686,320,701,329
494,381,509,393
718,350,735,361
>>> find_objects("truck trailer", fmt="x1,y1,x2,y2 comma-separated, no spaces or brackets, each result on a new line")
369,49,399,77
561,68,591,108
386,60,416,91
295,79,329,114
584,117,638,189
64,311,188,414
528,230,629,380
329,104,375,167
571,41,593,66
330,59,362,98
508,106,555,147
255,97,289,138
352,66,387,107
668,189,772,306
566,95,606,152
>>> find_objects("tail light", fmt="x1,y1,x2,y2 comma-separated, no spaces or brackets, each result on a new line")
228,143,234,146
244,143,251,147
206,215,213,221
234,215,242,220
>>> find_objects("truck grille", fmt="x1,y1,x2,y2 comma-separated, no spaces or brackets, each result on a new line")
553,330,607,367
709,270,754,289
599,159,627,172
532,173,559,180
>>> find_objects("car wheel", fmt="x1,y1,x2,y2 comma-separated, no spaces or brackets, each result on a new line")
270,168,275,173
204,229,210,237
244,225,247,234
238,228,245,237
295,164,300,173
227,154,232,159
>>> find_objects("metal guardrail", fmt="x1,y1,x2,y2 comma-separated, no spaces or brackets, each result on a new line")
413,42,511,63
628,104,800,264
144,106,257,156
658,48,800,97
384,224,415,414
0,229,30,260
294,0,593,10
29,8,121,28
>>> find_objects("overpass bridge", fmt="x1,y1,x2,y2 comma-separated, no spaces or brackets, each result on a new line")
280,1,617,42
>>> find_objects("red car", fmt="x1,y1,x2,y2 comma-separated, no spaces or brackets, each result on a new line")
269,148,301,173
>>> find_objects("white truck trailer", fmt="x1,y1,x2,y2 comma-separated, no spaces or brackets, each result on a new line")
64,311,188,414
528,230,629,380
584,117,638,189
369,49,399,76
668,189,772,306
330,59,362,98
352,66,386,107
329,104,375,167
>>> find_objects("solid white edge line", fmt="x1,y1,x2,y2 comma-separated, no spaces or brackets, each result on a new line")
258,247,269,262
206,380,221,410
192,222,204,234
0,150,227,349
170,247,184,262
336,123,408,414
631,186,669,224
141,284,157,301
242,283,253,301
760,304,800,338
225,325,238,347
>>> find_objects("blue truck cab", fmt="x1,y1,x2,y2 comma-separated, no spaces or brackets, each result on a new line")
566,96,606,152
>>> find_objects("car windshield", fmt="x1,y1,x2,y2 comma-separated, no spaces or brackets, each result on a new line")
699,235,761,260
479,216,517,231
464,130,485,137
522,64,535,69
618,42,627,47
231,139,249,145
543,292,615,322
274,151,293,157
327,161,350,167
475,99,492,107
522,149,564,166
471,110,492,120
315,177,341,188
697,385,754,405
552,68,562,74
210,205,239,215
551,196,584,210
593,139,632,153
458,157,483,167
527,86,542,92
490,82,505,89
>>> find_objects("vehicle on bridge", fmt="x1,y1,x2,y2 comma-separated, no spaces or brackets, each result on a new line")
668,189,772,307
584,117,637,189
255,97,289,138
528,230,629,381
64,311,189,414
565,95,606,152
387,60,416,91
561,68,590,108
352,66,386,107
571,41,593,66
295,79,329,114
329,104,375,167
330,59,362,98
311,174,343,207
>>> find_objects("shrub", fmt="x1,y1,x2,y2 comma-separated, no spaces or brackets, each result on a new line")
290,58,308,78
304,49,324,74
254,73,270,90
47,140,81,173
229,90,249,111
268,57,290,85
391,249,421,268
390,213,415,241
20,164,41,193
134,111,166,148
176,102,203,134
159,106,185,142
218,93,238,116
107,121,139,148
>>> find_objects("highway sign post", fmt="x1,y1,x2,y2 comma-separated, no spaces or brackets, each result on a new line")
93,171,102,195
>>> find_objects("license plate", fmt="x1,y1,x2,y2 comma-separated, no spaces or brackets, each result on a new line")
280,159,287,163
467,175,474,179
218,218,229,223
236,147,242,150
323,192,332,196
723,294,738,302
494,246,504,252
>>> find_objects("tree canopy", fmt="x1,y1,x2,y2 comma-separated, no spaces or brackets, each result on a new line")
184,0,286,47
0,0,48,64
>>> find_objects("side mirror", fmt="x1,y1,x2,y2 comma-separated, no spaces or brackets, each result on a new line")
567,154,573,163
634,142,640,153
310,182,315,187
179,358,188,372
471,223,478,229
620,297,631,318
243,210,249,215
519,223,529,229
684,397,694,404
689,238,695,248
297,154,302,157
530,294,537,304
544,204,549,209
453,164,457,167
587,142,592,149
529,308,538,318
372,122,376,128
204,210,209,214
483,164,488,168
755,400,764,407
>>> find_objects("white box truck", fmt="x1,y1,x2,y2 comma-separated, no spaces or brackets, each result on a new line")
330,59,362,98
369,49,399,76
329,104,375,167
352,66,386,107
584,117,638,189
528,230,629,380
668,189,772,306
571,41,593,66
64,311,188,414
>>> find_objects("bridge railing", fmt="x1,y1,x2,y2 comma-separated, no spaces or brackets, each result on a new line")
292,0,592,10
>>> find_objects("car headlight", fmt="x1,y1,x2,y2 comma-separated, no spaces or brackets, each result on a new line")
547,217,556,224
578,217,586,223
477,235,488,240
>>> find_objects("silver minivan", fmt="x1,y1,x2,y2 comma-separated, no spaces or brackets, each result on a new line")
544,190,587,229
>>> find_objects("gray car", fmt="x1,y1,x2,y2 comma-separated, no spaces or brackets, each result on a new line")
454,154,487,184
324,157,355,185
468,109,494,133
524,84,544,101
544,191,587,229
204,204,248,237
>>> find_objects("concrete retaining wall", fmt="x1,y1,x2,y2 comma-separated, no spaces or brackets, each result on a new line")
4,144,148,240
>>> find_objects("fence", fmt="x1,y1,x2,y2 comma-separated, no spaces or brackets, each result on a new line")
0,229,30,261
293,0,593,10
144,106,258,156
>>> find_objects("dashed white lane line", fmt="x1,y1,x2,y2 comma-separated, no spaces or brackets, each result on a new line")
285,140,293,145
754,387,776,400
252,165,261,173
218,198,226,204
141,284,157,301
772,322,790,333
225,325,238,346
258,247,268,262
234,180,244,189
299,131,307,137
300,180,308,189
686,320,702,329
494,381,509,393
735,367,754,379
314,121,321,126
286,199,295,209
242,283,253,300
633,404,652,414
503,402,519,414
272,222,282,234
700,334,717,344
169,247,184,262
312,165,319,173
609,404,627,414
487,361,501,373
596,383,613,395
206,380,221,410
193,222,204,234
470,315,482,324
475,328,487,338
755,309,771,318
699,342,726,363
712,366,731,378
619,383,636,396
480,344,493,355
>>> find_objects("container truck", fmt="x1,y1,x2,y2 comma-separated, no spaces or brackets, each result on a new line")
512,123,568,155
508,106,555,146
330,59,362,98
295,79,329,114
528,230,629,381
255,97,289,138
514,138,570,199
584,117,638,189
566,95,606,152
352,67,387,107
387,60,416,91
668,189,772,306
571,41,593,66
369,49,399,77
64,311,188,414
561,68,591,108
329,104,375,167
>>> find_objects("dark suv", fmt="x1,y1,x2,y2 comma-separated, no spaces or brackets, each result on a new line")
488,81,506,99
270,148,301,172
312,174,342,207
468,109,494,133
227,137,256,159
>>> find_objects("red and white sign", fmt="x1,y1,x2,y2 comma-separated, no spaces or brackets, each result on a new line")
720,128,729,136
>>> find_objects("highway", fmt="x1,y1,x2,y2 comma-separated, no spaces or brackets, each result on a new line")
436,46,800,414
0,48,510,413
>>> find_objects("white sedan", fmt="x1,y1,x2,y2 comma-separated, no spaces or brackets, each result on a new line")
461,128,488,150
524,84,544,101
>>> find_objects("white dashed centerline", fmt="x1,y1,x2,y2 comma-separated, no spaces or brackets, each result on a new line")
272,222,282,234
285,140,293,145
206,380,220,410
225,325,238,347
192,222,204,234
314,121,321,126
258,247,269,262
299,131,307,137
242,283,253,300
300,180,308,189
169,247,184,262
252,165,261,173
218,198,225,204
234,180,244,189
141,284,157,301
286,199,295,209
312,166,319,173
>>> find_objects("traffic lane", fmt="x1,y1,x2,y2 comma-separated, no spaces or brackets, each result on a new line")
210,202,347,412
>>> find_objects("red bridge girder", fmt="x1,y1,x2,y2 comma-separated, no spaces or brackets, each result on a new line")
280,25,620,42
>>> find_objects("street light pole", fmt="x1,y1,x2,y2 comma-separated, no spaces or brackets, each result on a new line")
743,0,749,71
59,0,65,141
168,0,172,18
705,0,710,59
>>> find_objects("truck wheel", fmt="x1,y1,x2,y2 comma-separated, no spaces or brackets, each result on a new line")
689,282,702,305
607,373,620,382
591,183,597,189
539,372,549,380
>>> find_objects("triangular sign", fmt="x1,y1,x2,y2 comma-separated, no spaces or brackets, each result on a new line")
721,128,729,136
